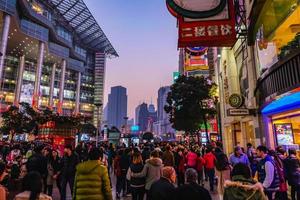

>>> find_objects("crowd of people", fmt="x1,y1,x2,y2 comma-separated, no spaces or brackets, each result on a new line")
0,141,299,200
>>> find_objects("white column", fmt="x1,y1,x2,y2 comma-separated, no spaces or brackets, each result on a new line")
14,55,25,106
48,63,56,108
0,14,11,84
75,72,81,114
32,42,45,109
57,59,66,114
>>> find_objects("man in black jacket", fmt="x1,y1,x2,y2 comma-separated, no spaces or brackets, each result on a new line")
176,168,212,200
60,144,79,200
148,166,176,200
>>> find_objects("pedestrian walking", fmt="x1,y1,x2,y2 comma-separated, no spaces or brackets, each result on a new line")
214,147,231,198
60,145,79,200
224,163,267,200
15,171,52,200
256,146,280,200
162,145,175,167
131,150,163,199
126,152,145,200
196,152,205,186
283,148,300,200
176,168,212,200
203,148,216,192
230,146,250,167
148,166,176,200
73,147,112,200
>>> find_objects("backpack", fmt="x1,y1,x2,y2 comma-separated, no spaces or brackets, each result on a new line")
215,153,230,171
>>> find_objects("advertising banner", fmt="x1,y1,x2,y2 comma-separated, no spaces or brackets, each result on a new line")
166,0,237,47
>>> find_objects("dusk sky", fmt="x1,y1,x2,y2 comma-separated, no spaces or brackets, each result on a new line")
85,1,179,119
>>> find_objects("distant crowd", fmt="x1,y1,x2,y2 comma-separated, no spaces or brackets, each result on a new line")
0,141,299,200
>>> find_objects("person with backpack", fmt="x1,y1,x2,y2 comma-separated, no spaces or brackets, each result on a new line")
256,146,280,200
268,150,288,200
126,152,145,200
215,147,231,198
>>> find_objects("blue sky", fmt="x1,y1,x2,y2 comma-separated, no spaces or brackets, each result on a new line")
85,0,179,118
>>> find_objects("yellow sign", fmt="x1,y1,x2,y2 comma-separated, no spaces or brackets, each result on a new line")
185,65,209,71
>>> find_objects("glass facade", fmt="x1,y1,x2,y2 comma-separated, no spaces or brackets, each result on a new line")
56,26,72,42
75,45,87,58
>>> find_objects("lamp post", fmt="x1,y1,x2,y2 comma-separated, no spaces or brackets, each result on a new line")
94,102,102,147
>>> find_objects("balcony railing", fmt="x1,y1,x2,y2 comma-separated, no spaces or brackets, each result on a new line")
255,49,300,105
0,0,16,15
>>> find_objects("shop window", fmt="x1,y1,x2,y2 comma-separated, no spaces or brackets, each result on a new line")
28,0,52,21
23,71,35,82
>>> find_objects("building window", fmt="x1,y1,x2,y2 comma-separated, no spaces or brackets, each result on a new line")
28,0,52,21
75,45,87,58
57,26,72,42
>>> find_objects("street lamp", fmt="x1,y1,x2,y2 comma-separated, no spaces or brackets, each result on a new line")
94,102,102,147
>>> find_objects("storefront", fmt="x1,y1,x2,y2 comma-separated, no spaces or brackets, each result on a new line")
252,1,300,149
261,91,300,149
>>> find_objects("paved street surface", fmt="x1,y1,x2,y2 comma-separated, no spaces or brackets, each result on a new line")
52,171,220,200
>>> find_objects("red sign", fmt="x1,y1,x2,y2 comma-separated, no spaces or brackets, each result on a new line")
177,0,236,47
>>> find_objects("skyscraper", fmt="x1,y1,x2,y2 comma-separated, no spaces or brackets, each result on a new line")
135,103,149,132
107,86,127,129
156,86,175,137
157,86,171,121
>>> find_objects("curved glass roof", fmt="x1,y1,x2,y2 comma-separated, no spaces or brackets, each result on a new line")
50,0,118,57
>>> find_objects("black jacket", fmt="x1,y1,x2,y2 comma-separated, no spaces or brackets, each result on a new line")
129,163,145,187
149,177,176,200
284,156,300,186
176,182,212,200
26,152,47,176
61,152,80,177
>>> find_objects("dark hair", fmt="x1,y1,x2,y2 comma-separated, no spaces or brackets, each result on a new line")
0,162,5,175
234,146,241,152
11,164,20,179
64,144,73,151
256,145,268,153
166,145,171,151
22,171,42,200
88,148,102,160
151,150,159,158
276,146,286,155
247,143,252,147
289,148,297,156
231,163,251,179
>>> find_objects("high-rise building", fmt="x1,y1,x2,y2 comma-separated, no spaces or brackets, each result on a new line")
107,86,127,129
0,0,118,128
158,86,171,121
135,103,149,132
156,86,175,137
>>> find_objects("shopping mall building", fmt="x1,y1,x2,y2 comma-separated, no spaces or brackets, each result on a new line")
249,0,300,149
0,0,117,127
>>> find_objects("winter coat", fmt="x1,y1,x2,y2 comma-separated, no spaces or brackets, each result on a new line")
223,175,268,200
126,163,145,188
186,152,197,168
177,154,186,173
162,151,175,167
131,157,163,190
61,152,80,178
148,177,176,200
196,156,205,172
15,191,52,200
284,155,300,186
203,152,216,169
26,153,47,177
73,160,112,200
176,182,212,200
